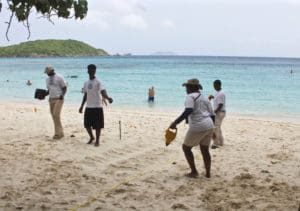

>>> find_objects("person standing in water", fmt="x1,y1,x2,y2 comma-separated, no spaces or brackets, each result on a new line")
148,86,155,102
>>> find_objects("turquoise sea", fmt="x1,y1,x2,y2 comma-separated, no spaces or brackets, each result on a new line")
0,56,299,118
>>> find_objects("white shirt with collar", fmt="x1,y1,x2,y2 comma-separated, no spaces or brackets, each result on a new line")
214,90,226,112
46,74,66,98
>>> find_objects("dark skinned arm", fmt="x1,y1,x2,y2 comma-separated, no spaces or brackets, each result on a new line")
169,108,193,129
79,93,87,113
101,90,113,104
59,86,67,100
45,90,49,96
214,103,223,113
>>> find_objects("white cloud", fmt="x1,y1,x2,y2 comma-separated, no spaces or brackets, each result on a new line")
161,20,175,29
90,0,146,14
85,0,148,31
85,18,110,30
120,14,147,30
285,0,300,5
103,0,135,13
172,0,300,6
83,11,111,30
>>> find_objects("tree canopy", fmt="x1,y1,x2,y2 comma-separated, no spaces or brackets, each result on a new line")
0,0,88,41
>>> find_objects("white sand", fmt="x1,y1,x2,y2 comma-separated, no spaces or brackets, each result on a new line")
0,102,299,210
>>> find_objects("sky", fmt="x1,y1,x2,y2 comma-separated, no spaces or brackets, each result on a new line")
1,0,300,57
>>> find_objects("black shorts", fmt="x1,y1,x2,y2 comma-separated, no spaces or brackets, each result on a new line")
84,108,104,129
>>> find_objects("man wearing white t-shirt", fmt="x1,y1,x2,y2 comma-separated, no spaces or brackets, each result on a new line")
44,66,67,139
79,64,113,147
169,79,214,178
211,79,226,148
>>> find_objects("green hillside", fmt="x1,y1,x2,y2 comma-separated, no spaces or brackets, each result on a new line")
0,39,109,57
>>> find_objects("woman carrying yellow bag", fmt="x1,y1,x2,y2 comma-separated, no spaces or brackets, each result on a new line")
169,79,214,178
165,128,177,146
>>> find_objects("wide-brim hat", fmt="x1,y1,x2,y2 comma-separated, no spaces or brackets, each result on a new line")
44,65,54,74
182,78,203,90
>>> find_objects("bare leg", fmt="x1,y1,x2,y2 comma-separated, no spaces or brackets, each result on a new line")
94,128,101,147
200,144,211,178
182,144,198,178
85,127,94,144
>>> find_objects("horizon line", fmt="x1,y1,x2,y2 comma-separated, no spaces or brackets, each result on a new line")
114,54,300,60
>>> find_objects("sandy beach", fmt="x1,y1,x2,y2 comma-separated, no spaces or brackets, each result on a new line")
0,102,299,210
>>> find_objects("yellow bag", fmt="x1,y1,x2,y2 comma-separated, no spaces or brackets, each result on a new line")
165,128,177,146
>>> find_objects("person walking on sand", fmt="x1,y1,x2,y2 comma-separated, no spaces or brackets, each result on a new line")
169,79,214,178
211,79,226,149
148,86,155,102
44,65,67,139
79,64,113,147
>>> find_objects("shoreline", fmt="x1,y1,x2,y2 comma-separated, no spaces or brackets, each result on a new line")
2,99,300,124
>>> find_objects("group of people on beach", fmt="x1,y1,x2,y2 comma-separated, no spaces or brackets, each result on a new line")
43,64,113,144
169,79,226,178
42,64,225,178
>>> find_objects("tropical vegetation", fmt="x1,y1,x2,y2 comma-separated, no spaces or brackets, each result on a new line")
0,39,108,57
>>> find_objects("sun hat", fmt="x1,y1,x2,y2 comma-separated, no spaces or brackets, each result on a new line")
44,65,54,74
182,78,203,90
165,128,177,146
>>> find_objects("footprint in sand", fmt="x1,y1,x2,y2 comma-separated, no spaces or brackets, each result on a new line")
267,151,291,161
234,173,254,180
171,203,190,210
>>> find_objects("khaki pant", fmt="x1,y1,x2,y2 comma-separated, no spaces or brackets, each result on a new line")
49,98,64,137
213,111,225,146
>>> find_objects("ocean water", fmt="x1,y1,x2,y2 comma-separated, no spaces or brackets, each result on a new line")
0,56,299,117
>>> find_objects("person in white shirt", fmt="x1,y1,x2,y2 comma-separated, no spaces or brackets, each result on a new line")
44,66,67,139
79,64,113,147
211,79,226,148
169,79,214,178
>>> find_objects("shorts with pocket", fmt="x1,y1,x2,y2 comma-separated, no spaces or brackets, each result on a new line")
184,128,214,147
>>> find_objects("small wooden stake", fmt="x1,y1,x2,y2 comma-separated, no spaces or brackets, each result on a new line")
119,120,121,140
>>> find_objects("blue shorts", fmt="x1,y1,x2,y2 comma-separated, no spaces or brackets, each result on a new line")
148,97,154,102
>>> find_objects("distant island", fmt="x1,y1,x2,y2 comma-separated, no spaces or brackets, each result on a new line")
151,51,177,56
113,53,132,57
0,39,109,57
